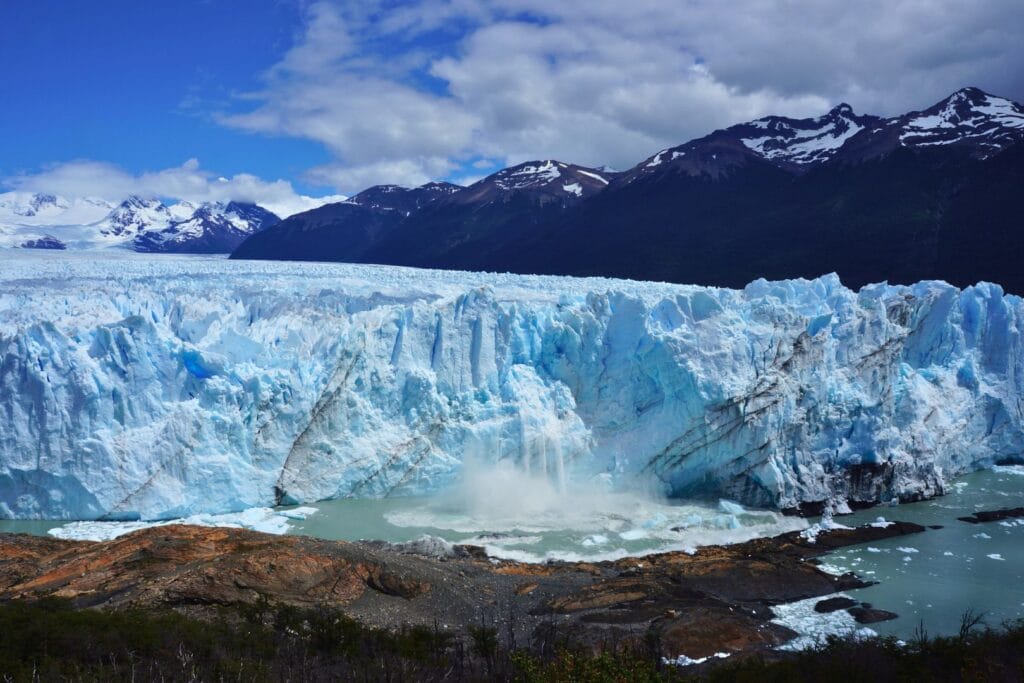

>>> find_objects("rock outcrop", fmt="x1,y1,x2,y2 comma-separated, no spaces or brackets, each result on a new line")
0,520,925,660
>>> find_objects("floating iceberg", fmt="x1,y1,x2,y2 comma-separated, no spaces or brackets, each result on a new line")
771,594,877,650
47,506,319,541
0,252,1022,520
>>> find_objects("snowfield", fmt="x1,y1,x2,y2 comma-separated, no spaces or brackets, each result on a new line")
1,251,1022,520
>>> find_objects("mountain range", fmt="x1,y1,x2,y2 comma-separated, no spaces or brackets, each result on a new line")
232,87,1024,293
0,193,280,253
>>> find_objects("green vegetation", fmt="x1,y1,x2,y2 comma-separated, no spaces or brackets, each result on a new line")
0,598,458,682
0,599,1022,681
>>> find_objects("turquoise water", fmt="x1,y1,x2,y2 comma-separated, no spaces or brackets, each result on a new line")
818,468,1024,638
4,468,1024,640
0,518,63,536
285,488,806,563
286,469,1024,639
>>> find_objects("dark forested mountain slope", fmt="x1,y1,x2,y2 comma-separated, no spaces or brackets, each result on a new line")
232,88,1024,293
360,161,616,270
231,182,460,262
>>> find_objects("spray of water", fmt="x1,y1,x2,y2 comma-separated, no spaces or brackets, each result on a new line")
385,425,806,562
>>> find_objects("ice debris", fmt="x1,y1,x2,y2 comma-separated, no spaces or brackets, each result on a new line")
662,652,732,667
771,594,877,651
48,506,317,541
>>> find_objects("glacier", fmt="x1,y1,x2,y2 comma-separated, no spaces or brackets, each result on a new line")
0,251,1022,520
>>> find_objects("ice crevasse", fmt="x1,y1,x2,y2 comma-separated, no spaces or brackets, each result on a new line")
0,253,1021,520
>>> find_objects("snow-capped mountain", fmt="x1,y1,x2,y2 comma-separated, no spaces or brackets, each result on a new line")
625,87,1024,180
838,87,1024,163
457,160,614,204
231,181,463,262
627,104,882,180
235,86,1024,294
132,201,280,253
97,196,176,238
899,87,1024,152
735,104,878,166
0,192,63,218
1,192,115,250
347,181,462,213
1,193,279,253
18,236,66,250
330,161,618,270
0,192,114,228
233,162,616,267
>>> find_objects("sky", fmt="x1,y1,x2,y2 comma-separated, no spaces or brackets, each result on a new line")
2,0,1023,214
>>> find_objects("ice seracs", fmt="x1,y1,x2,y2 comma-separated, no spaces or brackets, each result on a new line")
1,253,1022,521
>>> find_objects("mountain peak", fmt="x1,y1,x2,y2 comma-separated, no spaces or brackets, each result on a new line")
894,87,1024,156
491,160,566,186
0,192,68,217
132,201,280,254
348,185,413,210
723,105,879,168
119,195,160,208
342,182,462,214
419,181,462,193
467,160,612,202
946,86,988,102
624,101,885,180
101,197,172,237
29,193,61,208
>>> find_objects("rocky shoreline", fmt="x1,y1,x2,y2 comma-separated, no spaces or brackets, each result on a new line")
0,520,926,663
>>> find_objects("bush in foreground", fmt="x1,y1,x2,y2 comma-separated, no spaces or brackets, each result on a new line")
0,599,1023,681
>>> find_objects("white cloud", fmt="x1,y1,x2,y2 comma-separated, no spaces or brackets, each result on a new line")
20,1,1018,202
220,0,1024,194
305,157,460,192
221,3,480,189
4,159,345,218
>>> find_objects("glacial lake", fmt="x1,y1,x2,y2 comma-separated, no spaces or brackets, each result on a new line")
3,467,1024,640
815,467,1024,638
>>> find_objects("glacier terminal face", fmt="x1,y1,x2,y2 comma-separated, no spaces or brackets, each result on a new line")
0,252,1021,520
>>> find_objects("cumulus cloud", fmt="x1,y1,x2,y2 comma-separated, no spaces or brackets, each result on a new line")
221,0,1024,192
4,159,345,218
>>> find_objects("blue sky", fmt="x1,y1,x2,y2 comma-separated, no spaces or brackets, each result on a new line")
0,1,332,194
2,0,1022,212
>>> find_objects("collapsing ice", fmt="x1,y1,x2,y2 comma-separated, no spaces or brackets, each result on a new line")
1,253,1022,520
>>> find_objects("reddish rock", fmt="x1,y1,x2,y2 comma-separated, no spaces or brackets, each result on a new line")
657,607,795,660
0,517,923,663
0,525,427,609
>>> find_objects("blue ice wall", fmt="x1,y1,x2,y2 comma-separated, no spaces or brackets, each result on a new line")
0,255,1021,519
